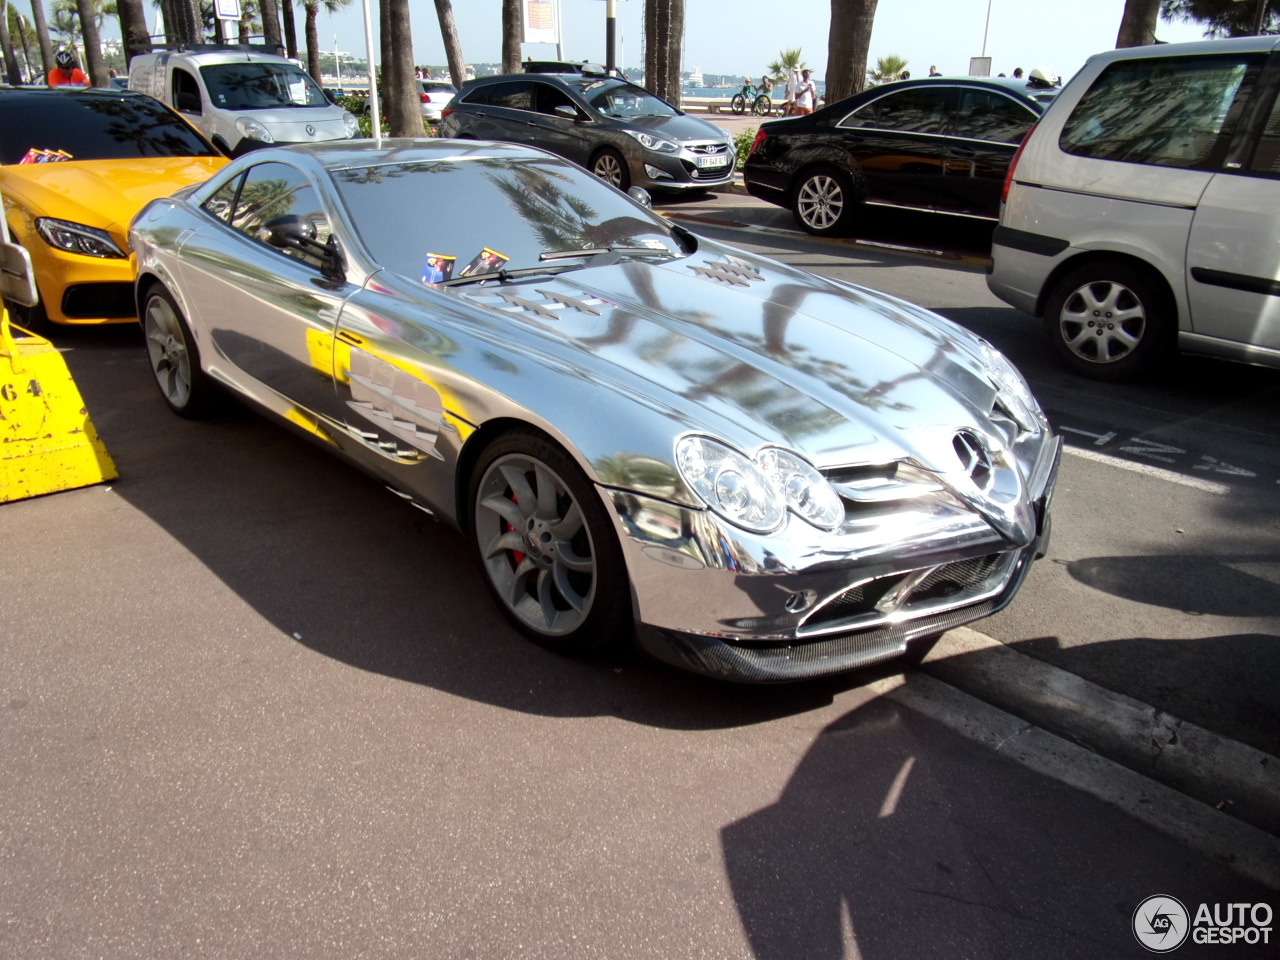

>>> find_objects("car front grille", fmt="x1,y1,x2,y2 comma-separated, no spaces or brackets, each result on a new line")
62,282,136,319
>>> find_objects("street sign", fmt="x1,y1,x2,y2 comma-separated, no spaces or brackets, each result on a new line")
214,0,241,21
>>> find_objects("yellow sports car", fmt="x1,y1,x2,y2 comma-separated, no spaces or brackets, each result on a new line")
0,86,227,328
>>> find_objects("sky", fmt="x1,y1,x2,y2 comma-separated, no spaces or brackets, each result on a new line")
106,1,1218,85
297,0,1216,84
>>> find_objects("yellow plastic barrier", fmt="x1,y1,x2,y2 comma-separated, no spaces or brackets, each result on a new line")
0,306,117,502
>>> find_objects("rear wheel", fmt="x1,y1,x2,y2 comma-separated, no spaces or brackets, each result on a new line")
752,94,771,116
141,283,217,418
731,93,747,115
792,165,858,236
590,147,631,191
469,430,630,656
1044,262,1170,380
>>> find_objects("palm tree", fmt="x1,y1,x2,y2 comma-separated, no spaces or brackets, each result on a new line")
825,0,878,102
1116,0,1161,45
433,0,465,90
7,5,39,81
501,0,519,73
302,0,350,84
114,0,151,63
258,0,281,48
766,48,806,84
867,53,907,84
0,4,22,84
29,0,55,81
644,0,683,107
382,0,417,136
75,0,108,83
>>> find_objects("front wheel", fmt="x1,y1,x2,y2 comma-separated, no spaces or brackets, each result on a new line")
141,283,217,418
792,165,858,236
752,94,771,116
590,147,631,191
731,93,747,115
469,430,631,656
1043,262,1171,380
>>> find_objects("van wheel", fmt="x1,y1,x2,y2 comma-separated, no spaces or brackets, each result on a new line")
1044,262,1170,381
792,165,857,236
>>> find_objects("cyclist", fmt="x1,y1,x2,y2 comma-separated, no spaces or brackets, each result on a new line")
48,49,89,88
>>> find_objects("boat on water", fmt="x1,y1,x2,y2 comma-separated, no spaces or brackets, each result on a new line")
684,67,703,86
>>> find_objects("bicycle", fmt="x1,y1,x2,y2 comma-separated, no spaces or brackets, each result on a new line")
731,82,772,117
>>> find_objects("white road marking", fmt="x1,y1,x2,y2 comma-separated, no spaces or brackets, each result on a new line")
1064,445,1229,495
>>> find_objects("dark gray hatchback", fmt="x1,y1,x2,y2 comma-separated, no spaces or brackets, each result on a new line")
439,71,735,194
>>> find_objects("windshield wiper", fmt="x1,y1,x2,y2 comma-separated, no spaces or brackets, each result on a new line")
439,263,579,288
540,246,676,265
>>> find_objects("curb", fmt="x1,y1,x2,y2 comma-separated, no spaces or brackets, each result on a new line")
921,627,1280,839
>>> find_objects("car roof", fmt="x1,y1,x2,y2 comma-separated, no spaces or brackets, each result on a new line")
864,75,1061,104
236,138,552,173
462,72,637,96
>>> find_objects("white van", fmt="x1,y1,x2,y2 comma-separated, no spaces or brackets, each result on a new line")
987,37,1280,380
128,45,359,156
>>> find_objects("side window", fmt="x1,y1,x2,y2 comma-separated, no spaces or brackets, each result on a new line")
533,83,578,117
950,90,1037,144
839,88,945,135
172,67,201,114
1060,55,1264,169
202,174,243,223
484,81,533,111
1246,89,1280,176
229,162,331,264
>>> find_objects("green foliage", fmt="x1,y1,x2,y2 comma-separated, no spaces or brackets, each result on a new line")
868,55,910,84
734,128,757,170
766,48,806,84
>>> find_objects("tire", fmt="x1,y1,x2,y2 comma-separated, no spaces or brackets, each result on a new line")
5,290,50,334
792,165,858,236
1043,262,1170,380
140,283,217,418
731,93,747,115
752,94,771,116
469,430,631,656
590,147,631,191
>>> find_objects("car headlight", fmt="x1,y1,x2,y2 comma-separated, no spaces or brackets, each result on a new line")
236,117,274,143
624,130,680,154
980,341,1046,432
34,218,126,259
343,111,359,138
676,436,844,534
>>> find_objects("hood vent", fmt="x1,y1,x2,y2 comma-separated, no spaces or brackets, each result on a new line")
688,256,764,287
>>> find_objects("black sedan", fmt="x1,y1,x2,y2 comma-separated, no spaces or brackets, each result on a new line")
743,77,1058,236
439,69,734,194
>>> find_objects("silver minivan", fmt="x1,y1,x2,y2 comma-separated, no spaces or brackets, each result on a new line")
987,37,1280,380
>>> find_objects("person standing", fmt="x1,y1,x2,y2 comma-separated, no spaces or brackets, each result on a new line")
48,49,90,88
795,69,817,115
783,65,802,115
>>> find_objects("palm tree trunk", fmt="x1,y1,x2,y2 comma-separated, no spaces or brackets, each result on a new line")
433,0,465,91
75,0,107,85
385,0,419,136
825,0,878,102
1116,0,1160,47
260,0,282,49
115,0,152,64
501,0,520,74
0,8,22,85
29,0,54,79
281,0,299,58
644,0,683,107
304,1,321,84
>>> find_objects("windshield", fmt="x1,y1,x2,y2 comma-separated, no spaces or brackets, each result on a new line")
584,82,678,119
0,92,219,164
331,154,683,283
200,61,330,110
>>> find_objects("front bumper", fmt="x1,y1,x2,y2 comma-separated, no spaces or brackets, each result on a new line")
634,140,735,191
608,434,1061,682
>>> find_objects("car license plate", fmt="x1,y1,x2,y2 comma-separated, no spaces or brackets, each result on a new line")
698,155,728,168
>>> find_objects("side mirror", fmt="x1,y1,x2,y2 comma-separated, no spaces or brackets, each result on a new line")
627,186,653,209
553,104,579,121
175,90,201,113
261,215,346,282
0,243,39,307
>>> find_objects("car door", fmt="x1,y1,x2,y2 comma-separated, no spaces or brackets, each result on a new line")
459,79,535,146
1185,71,1280,354
523,81,591,165
175,160,357,429
942,87,1039,218
834,85,947,210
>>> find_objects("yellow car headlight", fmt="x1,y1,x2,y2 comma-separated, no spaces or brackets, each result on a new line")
35,217,127,259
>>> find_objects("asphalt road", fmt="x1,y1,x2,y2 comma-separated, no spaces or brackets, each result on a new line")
2,196,1278,957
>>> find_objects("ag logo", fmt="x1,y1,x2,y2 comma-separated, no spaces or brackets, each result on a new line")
1133,895,1190,952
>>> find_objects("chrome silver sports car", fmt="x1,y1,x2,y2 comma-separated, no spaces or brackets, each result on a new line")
130,139,1061,682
